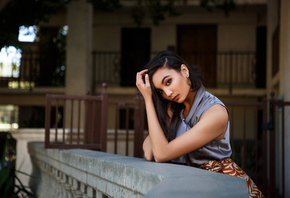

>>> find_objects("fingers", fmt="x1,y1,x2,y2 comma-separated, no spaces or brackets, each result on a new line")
136,69,148,86
139,69,148,74
136,69,152,100
144,73,149,85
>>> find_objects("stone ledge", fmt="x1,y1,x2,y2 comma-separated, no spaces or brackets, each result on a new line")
28,142,249,198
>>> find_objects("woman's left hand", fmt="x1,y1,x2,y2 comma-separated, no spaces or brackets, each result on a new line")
136,69,152,102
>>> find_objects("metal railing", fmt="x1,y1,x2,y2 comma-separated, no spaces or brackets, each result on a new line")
1,50,256,91
217,51,256,92
92,51,256,90
44,83,108,151
0,50,40,89
224,98,268,195
92,51,121,88
0,50,64,88
111,92,145,158
266,93,290,198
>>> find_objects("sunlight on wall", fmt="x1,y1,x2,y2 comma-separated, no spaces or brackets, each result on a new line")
0,26,39,89
18,25,37,42
0,47,22,78
0,105,19,131
0,25,37,78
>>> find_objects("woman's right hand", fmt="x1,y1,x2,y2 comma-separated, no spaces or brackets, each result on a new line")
136,69,152,102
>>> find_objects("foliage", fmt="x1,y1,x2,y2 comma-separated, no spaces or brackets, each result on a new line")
0,132,35,198
200,0,236,16
0,0,236,48
0,0,68,48
88,0,122,12
132,0,180,26
51,27,67,86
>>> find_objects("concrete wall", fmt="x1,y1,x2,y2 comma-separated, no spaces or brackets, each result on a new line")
11,129,143,190
92,8,265,53
28,142,249,198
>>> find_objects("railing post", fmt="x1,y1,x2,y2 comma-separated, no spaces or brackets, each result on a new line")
134,90,145,158
261,94,268,196
269,92,276,198
45,94,51,148
92,52,96,95
100,83,108,152
229,51,233,94
278,97,286,198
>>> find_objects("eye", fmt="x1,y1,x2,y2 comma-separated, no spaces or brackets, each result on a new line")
165,79,172,86
157,89,163,94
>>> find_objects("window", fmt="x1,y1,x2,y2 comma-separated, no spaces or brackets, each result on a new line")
0,46,21,78
18,25,37,42
0,105,19,131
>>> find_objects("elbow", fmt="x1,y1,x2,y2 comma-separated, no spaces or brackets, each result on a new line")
154,157,163,163
143,149,166,162
153,153,168,163
144,151,153,161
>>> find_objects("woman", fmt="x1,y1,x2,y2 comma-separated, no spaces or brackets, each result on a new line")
136,51,264,198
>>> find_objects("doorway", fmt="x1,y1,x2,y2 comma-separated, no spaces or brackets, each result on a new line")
177,25,217,88
121,28,150,86
255,26,266,88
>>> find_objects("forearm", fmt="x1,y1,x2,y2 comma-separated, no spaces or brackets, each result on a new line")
143,135,154,161
136,70,171,162
145,99,170,162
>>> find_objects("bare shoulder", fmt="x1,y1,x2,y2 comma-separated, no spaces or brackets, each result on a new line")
198,104,228,140
200,104,228,125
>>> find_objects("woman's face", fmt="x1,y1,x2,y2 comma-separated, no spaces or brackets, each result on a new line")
152,65,191,103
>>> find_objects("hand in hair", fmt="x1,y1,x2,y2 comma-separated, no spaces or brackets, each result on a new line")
136,69,152,102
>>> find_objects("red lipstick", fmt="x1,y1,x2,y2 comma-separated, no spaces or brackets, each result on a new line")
172,95,179,102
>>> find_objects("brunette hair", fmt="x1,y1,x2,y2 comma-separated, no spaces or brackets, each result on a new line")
145,51,203,141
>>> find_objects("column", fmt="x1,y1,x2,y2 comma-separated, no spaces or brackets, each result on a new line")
279,1,290,197
65,0,93,128
66,0,93,95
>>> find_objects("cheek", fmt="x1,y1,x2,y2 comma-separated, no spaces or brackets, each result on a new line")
175,77,186,88
161,93,169,100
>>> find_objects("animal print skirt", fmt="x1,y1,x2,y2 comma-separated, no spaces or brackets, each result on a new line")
199,158,264,198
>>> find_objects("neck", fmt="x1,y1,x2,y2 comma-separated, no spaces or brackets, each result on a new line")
183,90,196,118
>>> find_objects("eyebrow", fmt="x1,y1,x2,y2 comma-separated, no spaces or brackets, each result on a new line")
161,75,170,84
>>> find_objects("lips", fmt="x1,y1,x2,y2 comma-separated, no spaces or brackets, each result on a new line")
172,95,179,102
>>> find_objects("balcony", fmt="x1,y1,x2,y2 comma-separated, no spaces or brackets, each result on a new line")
0,50,265,95
91,51,266,96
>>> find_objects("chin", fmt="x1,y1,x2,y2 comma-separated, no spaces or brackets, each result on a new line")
175,99,184,103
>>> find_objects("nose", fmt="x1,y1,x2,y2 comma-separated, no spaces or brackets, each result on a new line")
164,89,173,97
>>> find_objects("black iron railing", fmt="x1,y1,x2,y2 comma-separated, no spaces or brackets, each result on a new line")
92,51,257,91
0,50,64,88
1,50,256,91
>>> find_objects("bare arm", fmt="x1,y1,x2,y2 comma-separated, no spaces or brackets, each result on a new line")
136,69,228,163
145,100,228,162
143,135,154,161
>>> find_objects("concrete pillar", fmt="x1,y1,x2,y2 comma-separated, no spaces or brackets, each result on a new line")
66,0,93,95
279,0,290,197
10,129,45,191
65,0,93,128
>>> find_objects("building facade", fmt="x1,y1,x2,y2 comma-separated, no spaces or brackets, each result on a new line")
0,0,289,197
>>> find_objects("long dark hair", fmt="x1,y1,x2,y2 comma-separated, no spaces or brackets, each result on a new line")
145,51,203,141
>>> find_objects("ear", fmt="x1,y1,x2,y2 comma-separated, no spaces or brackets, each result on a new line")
180,64,189,77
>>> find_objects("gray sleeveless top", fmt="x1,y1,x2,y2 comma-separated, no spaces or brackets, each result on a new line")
171,86,232,167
